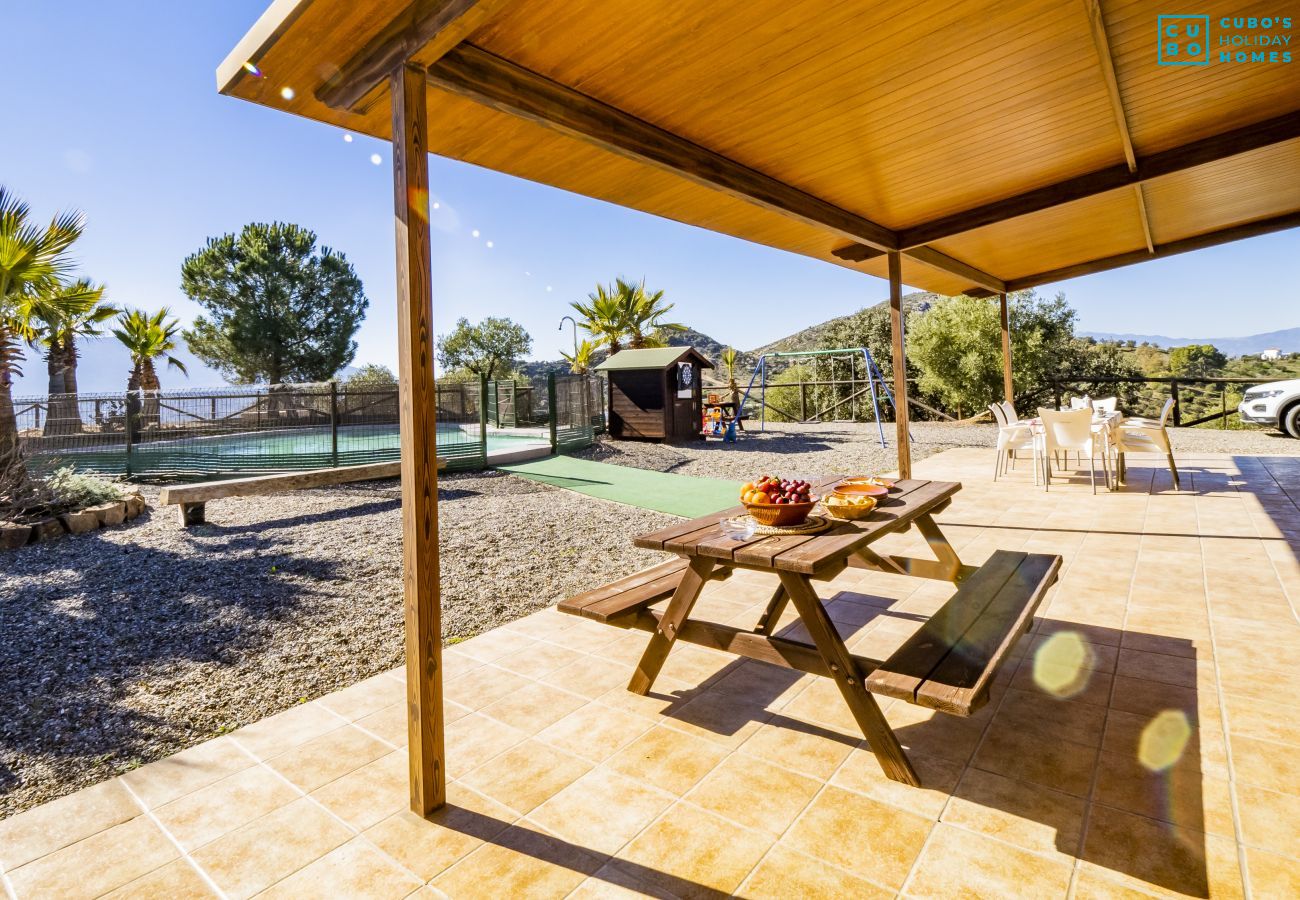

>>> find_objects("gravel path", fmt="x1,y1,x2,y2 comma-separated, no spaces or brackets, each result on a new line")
0,471,673,818
575,421,1300,480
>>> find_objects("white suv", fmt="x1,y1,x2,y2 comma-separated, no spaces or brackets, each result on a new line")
1239,378,1300,438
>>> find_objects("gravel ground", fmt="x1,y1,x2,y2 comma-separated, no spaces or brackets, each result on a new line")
0,471,673,818
575,421,1300,480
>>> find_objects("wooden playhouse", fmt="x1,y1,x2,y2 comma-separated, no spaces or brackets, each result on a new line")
594,347,713,442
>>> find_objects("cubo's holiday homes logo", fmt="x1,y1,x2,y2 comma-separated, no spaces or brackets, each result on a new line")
1158,13,1293,65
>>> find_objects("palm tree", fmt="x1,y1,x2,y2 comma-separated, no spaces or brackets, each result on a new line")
113,308,188,430
0,186,85,503
617,278,684,349
31,278,115,436
721,347,741,407
561,338,598,374
570,283,629,354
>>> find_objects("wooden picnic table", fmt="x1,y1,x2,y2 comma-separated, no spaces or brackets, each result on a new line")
560,476,1061,786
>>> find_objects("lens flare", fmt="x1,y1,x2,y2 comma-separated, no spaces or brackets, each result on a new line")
279,86,296,100
486,241,494,248
546,286,553,292
471,229,480,238
1032,631,1094,698
432,201,440,209
370,153,382,165
343,134,353,143
1139,710,1192,772
242,61,263,78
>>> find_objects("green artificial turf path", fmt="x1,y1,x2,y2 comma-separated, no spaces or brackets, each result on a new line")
499,455,743,518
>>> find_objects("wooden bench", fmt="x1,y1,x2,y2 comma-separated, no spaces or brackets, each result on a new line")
158,461,411,526
865,550,1061,716
559,559,732,623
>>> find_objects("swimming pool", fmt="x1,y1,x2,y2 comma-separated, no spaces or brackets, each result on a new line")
26,423,553,479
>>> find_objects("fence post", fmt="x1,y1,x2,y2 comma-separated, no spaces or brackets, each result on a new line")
1220,384,1227,430
1052,378,1062,411
330,381,339,467
799,383,808,421
1171,380,1181,426
479,375,489,469
548,372,558,454
123,391,135,477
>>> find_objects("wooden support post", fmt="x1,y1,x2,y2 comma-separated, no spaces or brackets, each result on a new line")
1171,380,1181,427
999,293,1014,405
391,64,445,817
887,251,912,479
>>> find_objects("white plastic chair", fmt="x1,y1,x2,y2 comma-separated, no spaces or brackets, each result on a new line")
1068,395,1093,411
1116,398,1179,490
990,403,1038,483
1037,407,1109,493
1092,397,1118,415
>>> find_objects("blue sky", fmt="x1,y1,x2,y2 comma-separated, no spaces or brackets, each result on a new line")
5,1,1297,395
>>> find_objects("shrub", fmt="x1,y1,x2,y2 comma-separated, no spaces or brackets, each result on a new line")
45,467,125,509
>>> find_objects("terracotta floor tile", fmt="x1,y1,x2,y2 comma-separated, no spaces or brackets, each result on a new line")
257,836,422,899
737,717,858,780
119,736,254,810
886,702,987,764
740,844,892,899
478,680,587,734
1235,783,1300,862
1011,657,1114,708
615,802,773,899
1245,847,1300,898
972,724,1099,796
309,749,409,831
528,767,675,855
595,673,696,720
443,713,529,780
1093,749,1235,838
1109,674,1206,726
317,672,404,722
362,785,518,881
355,700,411,747
659,687,771,749
444,664,534,711
459,738,592,815
777,674,866,734
100,860,215,898
606,725,729,796
431,821,602,898
1080,803,1244,899
8,814,178,899
783,784,931,889
905,822,1074,897
492,640,589,681
831,747,962,819
232,702,343,760
993,687,1109,747
0,776,140,870
941,768,1086,860
190,796,351,900
1230,734,1300,794
155,763,298,851
266,723,391,792
537,701,652,763
541,653,637,699
684,752,821,834
454,627,537,663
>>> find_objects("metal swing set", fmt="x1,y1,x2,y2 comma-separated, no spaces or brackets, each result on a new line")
736,348,897,448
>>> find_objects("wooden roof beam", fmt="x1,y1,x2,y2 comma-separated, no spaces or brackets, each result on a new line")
1004,210,1300,291
316,0,510,112
898,109,1300,249
830,242,1004,294
427,46,900,254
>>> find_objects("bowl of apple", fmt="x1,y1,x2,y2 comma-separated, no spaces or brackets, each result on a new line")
739,476,818,526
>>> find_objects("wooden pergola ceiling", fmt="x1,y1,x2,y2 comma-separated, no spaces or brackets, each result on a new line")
221,0,1300,297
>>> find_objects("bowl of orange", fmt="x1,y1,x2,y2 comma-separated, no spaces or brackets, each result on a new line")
740,476,818,527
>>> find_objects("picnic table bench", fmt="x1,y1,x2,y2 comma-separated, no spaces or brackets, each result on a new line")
559,476,1061,785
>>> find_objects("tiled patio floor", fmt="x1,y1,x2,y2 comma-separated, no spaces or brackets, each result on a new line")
3,448,1298,898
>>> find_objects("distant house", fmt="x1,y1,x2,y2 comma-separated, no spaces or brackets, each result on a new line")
1260,348,1282,361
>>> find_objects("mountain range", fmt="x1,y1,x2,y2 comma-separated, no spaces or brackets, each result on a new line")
1079,328,1300,356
